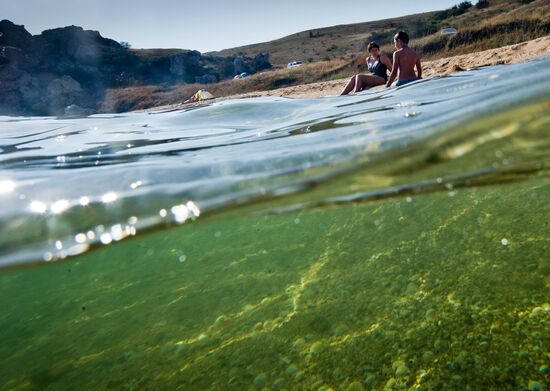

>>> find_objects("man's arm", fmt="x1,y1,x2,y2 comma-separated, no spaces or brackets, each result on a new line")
386,52,398,87
416,57,422,79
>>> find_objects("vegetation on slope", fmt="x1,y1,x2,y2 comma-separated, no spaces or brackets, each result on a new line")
210,0,549,66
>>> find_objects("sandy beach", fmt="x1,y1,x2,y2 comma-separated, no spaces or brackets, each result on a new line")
157,35,550,110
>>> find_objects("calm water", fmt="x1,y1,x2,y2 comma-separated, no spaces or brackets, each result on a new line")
0,58,549,390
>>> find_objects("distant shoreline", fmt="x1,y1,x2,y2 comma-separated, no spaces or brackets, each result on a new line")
145,36,550,111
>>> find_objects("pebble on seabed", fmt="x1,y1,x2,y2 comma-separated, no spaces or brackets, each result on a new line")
285,364,299,376
293,338,305,350
253,373,267,387
385,377,397,389
272,378,285,389
392,360,410,376
529,306,545,319
346,380,365,391
528,380,545,391
365,374,376,385
309,341,325,355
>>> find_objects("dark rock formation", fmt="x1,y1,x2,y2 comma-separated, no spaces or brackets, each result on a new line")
0,20,271,115
0,20,33,49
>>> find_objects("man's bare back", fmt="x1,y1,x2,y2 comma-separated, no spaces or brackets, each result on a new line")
386,31,422,87
394,47,420,80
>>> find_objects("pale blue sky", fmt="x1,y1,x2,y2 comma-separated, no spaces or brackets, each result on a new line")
4,0,462,52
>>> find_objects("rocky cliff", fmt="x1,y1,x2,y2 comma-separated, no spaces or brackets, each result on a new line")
0,20,271,116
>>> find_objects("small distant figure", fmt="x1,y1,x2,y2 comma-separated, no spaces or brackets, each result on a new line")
341,42,392,95
386,31,422,88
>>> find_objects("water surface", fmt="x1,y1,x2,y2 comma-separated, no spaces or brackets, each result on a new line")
0,58,549,390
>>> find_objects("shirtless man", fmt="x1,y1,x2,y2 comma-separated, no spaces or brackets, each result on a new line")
386,31,422,87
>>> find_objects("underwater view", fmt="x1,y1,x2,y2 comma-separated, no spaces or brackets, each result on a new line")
0,58,549,390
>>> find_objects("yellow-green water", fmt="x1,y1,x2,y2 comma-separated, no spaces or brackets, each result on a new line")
0,175,548,390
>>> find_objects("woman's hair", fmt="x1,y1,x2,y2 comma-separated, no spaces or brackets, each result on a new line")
367,42,380,52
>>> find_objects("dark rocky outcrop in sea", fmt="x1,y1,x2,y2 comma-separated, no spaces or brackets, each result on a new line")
0,20,271,116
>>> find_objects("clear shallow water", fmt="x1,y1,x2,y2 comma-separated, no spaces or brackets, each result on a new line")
0,58,549,390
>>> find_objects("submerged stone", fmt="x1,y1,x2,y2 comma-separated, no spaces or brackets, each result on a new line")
528,380,545,391
292,338,305,350
385,377,397,389
272,378,285,389
395,364,410,376
365,374,376,385
309,341,325,355
392,360,410,376
346,380,365,391
285,364,299,376
254,373,268,387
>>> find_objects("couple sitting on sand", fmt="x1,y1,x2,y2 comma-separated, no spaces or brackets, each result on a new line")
341,31,422,95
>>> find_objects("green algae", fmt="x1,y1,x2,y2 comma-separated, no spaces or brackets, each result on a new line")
1,97,550,391
0,174,548,390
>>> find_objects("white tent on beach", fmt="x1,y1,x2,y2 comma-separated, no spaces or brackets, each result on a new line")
194,89,214,102
194,89,214,100
184,89,215,104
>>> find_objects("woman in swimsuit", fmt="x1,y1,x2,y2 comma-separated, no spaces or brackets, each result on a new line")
340,42,392,95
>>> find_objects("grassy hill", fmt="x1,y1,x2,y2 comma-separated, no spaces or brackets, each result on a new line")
105,0,550,112
127,12,440,66
210,12,439,66
210,0,549,66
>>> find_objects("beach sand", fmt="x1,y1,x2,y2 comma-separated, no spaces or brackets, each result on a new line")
144,36,550,111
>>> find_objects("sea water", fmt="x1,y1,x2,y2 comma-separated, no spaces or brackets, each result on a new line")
0,58,549,390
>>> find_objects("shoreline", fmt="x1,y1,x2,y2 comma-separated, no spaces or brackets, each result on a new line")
142,36,550,111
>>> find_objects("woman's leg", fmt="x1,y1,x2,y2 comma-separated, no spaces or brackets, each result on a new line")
340,76,357,95
353,75,385,92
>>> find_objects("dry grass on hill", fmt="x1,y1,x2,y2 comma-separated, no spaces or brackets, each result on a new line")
209,0,550,66
415,18,550,59
101,61,348,112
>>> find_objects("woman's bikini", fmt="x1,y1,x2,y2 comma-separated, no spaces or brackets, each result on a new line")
367,56,388,82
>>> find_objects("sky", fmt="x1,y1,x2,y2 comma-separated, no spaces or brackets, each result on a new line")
4,0,462,52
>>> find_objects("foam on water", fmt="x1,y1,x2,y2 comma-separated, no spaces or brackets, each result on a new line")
1,57,550,267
